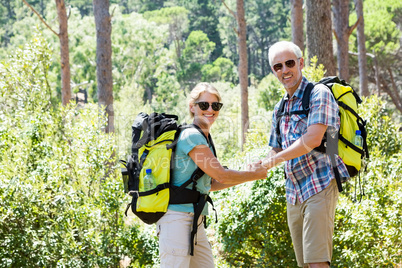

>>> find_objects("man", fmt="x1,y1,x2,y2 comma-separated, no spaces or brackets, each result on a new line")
260,41,349,267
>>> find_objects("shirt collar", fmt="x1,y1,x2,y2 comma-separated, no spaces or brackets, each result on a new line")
284,76,309,100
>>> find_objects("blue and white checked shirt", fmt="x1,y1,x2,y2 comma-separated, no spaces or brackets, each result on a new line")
269,76,350,205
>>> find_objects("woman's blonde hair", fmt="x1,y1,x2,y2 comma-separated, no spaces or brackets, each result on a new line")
188,82,222,118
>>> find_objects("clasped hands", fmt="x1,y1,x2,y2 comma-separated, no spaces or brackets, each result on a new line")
246,157,276,179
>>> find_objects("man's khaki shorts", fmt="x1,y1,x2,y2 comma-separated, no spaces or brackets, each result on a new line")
287,179,339,267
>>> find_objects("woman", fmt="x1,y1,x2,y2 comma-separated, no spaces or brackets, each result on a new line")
156,82,267,268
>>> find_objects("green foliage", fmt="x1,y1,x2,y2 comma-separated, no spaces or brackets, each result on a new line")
201,57,236,83
143,6,189,61
182,31,216,63
212,167,295,267
218,0,291,79
68,10,97,100
332,96,402,267
172,0,222,60
112,8,179,103
178,30,216,87
208,82,242,160
1,2,402,267
302,56,326,82
0,36,157,267
350,0,402,62
359,95,402,157
256,73,285,111
119,222,159,267
143,6,189,25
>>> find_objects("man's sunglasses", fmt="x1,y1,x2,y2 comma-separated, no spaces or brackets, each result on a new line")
272,59,298,72
195,102,223,111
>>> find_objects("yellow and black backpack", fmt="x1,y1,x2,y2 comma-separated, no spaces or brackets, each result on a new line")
275,76,369,193
120,112,216,255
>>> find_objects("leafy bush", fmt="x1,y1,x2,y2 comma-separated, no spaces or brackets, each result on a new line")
332,96,402,267
0,36,157,267
256,73,284,111
211,166,296,267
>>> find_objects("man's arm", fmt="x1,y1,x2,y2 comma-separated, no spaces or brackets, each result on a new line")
263,147,283,162
262,123,327,170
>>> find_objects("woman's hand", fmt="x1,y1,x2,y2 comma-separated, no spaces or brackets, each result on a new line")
247,160,268,180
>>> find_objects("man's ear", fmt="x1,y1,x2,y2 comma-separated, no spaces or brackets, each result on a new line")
299,57,304,69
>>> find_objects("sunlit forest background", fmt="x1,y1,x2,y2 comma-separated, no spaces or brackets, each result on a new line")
0,0,401,267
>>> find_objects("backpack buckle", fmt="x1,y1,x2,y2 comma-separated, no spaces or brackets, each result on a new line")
128,190,139,197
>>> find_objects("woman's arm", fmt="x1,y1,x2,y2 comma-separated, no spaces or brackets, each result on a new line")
188,145,267,186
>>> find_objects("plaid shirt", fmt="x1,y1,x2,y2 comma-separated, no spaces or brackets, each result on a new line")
269,76,349,205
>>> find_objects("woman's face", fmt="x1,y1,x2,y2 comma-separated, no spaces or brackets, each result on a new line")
190,91,220,128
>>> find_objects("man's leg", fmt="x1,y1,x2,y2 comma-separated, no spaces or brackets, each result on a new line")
303,179,339,266
287,198,307,267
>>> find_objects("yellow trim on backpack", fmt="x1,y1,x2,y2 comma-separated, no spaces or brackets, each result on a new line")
332,83,362,171
136,130,176,213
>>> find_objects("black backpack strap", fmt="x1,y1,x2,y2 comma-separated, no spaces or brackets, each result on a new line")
189,194,217,256
170,167,205,197
326,131,343,192
190,194,207,256
302,82,315,112
275,96,287,139
275,83,314,146
131,112,148,154
169,123,216,197
170,124,218,256
329,152,343,192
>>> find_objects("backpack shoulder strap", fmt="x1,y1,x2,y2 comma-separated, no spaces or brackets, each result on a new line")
275,83,314,142
189,123,217,156
301,82,315,112
275,96,287,138
172,123,216,192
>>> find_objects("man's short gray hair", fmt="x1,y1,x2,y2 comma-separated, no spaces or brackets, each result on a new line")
268,41,303,67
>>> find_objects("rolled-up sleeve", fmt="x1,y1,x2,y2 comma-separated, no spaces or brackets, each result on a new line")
307,84,340,135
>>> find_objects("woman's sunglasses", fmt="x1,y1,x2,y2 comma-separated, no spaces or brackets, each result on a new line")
272,59,298,72
195,102,223,111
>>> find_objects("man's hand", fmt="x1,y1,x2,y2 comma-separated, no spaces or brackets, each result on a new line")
247,160,268,180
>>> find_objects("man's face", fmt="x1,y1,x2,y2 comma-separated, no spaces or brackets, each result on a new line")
271,50,304,95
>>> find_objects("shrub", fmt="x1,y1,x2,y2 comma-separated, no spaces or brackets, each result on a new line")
0,35,156,267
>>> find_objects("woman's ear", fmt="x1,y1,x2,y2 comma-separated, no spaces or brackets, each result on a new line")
190,103,195,115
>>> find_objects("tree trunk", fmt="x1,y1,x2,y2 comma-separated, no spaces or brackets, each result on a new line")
306,0,336,76
333,0,350,81
291,0,304,53
93,0,114,133
354,0,369,96
379,72,402,114
55,0,71,106
237,0,249,149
